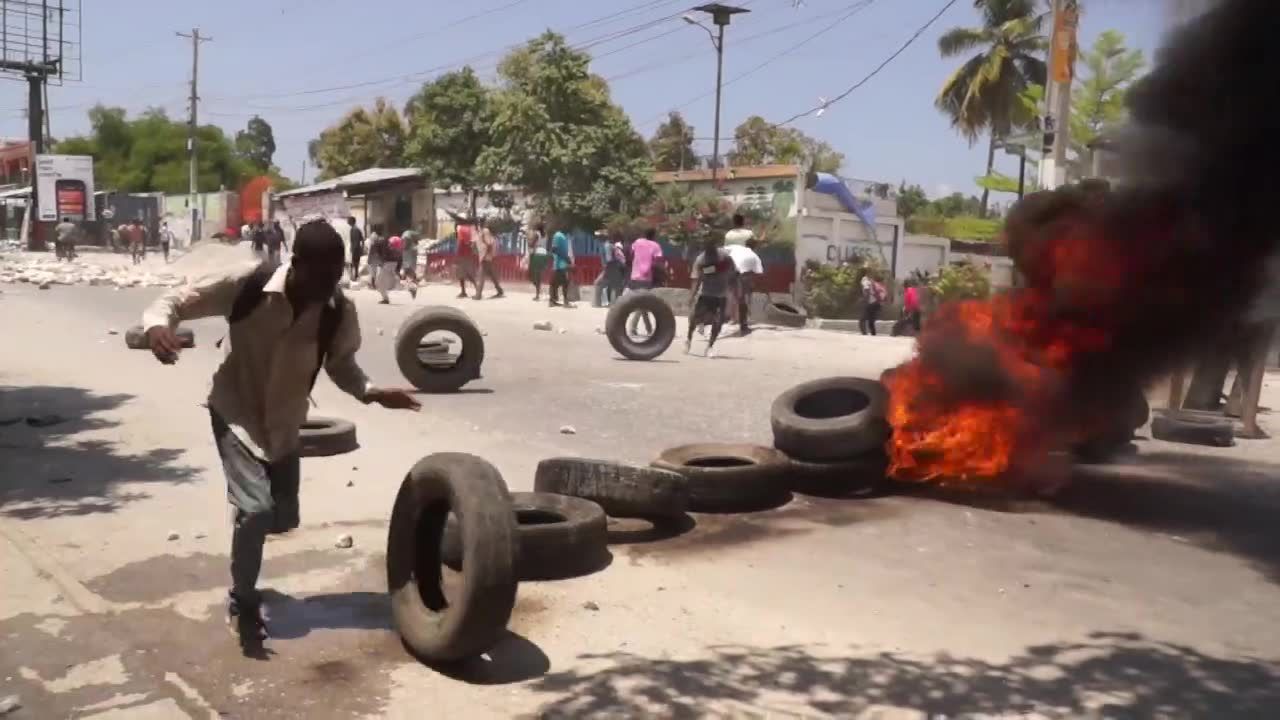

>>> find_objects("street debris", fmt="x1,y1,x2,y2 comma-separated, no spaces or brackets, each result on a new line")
558,328,567,334
335,533,354,549
533,321,553,331
560,425,577,435
0,695,21,716
167,531,180,541
582,601,600,611
107,328,120,335
347,479,355,487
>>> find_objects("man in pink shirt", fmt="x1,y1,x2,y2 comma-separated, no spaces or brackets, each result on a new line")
628,228,664,290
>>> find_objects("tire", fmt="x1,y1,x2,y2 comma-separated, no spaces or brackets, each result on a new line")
771,377,890,462
124,325,194,350
298,416,358,457
533,457,688,519
395,306,485,393
764,300,807,329
1151,409,1235,447
605,291,676,361
386,453,518,662
785,451,888,498
652,443,791,513
442,492,610,581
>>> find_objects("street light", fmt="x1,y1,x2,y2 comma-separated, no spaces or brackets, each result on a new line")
684,3,749,186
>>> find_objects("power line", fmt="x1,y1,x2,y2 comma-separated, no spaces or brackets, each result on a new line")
771,0,961,127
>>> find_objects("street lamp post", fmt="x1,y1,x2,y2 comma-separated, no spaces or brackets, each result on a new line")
684,3,749,186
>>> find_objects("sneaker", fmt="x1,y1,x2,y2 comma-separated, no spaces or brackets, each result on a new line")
549,300,561,307
563,303,577,309
492,291,505,299
227,595,269,644
456,292,469,299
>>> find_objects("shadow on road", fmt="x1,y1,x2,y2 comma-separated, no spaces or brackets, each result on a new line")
0,384,199,519
530,632,1280,718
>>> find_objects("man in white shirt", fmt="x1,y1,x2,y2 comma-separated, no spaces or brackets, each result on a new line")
725,239,764,334
724,213,755,246
142,220,419,652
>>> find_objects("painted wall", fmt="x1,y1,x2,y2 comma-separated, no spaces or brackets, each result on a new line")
162,191,239,247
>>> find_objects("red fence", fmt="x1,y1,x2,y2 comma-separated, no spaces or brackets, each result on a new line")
424,252,794,293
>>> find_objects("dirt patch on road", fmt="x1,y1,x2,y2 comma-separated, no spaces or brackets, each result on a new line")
85,548,350,604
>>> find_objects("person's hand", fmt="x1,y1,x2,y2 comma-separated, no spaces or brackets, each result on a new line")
146,326,182,364
366,388,422,411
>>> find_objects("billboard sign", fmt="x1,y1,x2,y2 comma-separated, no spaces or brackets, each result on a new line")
35,154,96,222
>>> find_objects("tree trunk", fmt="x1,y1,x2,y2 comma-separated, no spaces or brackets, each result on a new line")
980,134,997,218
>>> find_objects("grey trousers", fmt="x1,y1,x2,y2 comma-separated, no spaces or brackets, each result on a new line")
211,412,300,607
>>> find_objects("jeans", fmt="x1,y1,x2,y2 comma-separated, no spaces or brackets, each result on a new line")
860,302,882,336
476,259,503,296
211,412,300,607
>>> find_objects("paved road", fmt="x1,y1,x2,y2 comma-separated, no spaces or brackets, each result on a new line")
2,279,1280,719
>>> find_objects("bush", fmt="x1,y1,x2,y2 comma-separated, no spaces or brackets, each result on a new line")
905,214,1002,241
800,252,886,319
930,261,991,303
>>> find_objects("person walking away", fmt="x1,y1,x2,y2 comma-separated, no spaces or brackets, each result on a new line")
141,220,419,653
605,233,627,305
549,228,575,308
628,228,664,292
54,217,77,261
400,229,420,299
250,223,267,258
346,217,365,282
724,212,755,246
109,223,122,253
266,221,287,266
902,279,922,335
473,220,505,299
725,240,763,335
240,221,252,245
859,273,887,336
129,221,145,265
686,236,734,358
366,225,385,289
527,223,549,301
454,220,479,299
159,221,175,263
368,229,396,303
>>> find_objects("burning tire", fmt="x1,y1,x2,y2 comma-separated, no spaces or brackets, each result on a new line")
386,453,518,662
533,457,688,520
771,377,890,462
652,443,790,513
764,300,807,329
395,306,484,393
442,492,610,581
1151,409,1235,447
606,291,676,361
125,325,194,350
298,416,358,457
785,451,889,498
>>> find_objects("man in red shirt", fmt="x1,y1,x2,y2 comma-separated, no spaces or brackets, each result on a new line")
902,279,922,334
455,220,478,299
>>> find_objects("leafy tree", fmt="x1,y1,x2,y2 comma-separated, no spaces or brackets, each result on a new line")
310,98,407,180
404,67,496,217
936,0,1047,217
726,115,843,173
931,261,992,302
234,115,276,173
53,105,248,193
897,182,929,218
649,111,697,172
1069,30,1144,174
479,31,653,230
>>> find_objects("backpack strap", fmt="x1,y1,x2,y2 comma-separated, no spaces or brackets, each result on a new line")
215,263,275,349
311,290,345,390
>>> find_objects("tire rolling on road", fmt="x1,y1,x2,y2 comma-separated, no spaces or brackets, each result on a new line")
763,300,807,329
605,291,676,361
442,492,610,581
386,453,518,662
771,376,890,462
1151,409,1235,447
395,306,485,393
533,457,688,519
298,417,358,457
652,443,791,513
125,325,194,350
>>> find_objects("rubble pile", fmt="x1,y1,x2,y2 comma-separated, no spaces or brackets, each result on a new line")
0,252,187,290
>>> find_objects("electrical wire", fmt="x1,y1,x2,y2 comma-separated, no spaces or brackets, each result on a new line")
771,0,962,126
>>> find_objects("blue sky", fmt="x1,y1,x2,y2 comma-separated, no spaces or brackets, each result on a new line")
1,0,1167,199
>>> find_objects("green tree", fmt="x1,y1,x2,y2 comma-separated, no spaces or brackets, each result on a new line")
1069,30,1144,175
404,67,495,217
897,182,929,218
310,98,407,180
936,0,1047,217
479,31,653,230
649,111,696,172
53,105,248,192
726,115,843,173
234,115,276,173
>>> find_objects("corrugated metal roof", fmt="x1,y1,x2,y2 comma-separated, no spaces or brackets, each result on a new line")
275,167,425,198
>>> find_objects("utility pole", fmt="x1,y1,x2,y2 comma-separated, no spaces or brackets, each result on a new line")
685,4,749,186
176,28,212,243
1038,0,1078,190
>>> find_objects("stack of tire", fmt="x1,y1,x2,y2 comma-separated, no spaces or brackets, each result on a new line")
769,377,892,497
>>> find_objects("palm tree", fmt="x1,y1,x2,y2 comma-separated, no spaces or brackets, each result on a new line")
936,0,1048,217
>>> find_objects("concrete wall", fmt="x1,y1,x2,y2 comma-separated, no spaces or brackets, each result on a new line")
898,234,950,279
163,191,238,247
795,209,903,274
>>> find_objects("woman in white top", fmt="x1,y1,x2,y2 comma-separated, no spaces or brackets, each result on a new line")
527,223,549,301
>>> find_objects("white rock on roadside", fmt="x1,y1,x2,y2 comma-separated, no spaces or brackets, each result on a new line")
533,321,553,331
335,533,354,549
107,328,119,335
558,329,567,335
166,531,180,541
0,694,21,715
559,425,576,435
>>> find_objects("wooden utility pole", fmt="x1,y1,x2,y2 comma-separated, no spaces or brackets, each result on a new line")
1038,0,1078,190
176,28,212,243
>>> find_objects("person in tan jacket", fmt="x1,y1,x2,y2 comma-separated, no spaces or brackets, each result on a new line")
142,220,419,652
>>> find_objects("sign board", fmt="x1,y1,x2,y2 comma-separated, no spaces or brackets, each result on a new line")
35,154,96,222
